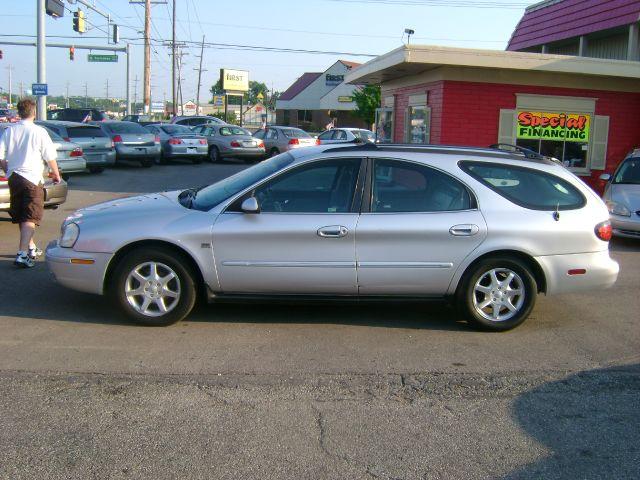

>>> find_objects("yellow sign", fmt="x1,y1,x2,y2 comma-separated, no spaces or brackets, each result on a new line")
516,111,590,143
220,68,249,92
338,96,353,103
256,92,264,100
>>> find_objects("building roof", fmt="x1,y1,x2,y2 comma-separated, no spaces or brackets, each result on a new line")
507,0,640,51
278,72,322,101
339,60,362,69
345,44,640,86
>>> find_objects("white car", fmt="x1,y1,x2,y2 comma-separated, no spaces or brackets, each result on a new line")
317,128,376,144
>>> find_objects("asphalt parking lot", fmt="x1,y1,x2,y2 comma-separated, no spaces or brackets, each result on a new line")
0,161,639,480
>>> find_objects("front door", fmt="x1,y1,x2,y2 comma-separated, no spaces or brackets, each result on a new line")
356,158,487,295
212,158,364,294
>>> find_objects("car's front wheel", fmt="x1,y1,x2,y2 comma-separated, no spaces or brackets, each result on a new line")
209,146,220,163
111,247,197,326
458,257,537,331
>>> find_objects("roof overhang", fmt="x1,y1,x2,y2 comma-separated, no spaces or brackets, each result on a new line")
345,45,640,86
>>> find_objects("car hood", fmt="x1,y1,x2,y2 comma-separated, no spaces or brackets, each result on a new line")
610,184,640,209
69,191,183,222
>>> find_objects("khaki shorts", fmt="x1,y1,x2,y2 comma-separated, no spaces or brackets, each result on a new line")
8,174,44,225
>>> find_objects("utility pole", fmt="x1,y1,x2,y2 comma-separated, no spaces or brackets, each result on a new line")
84,82,88,107
194,35,206,114
36,0,46,120
105,78,109,111
176,48,186,115
143,0,151,114
172,0,176,116
6,64,13,107
133,75,139,110
65,81,70,108
19,81,24,100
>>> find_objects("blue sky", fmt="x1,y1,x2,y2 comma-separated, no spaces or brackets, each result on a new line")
0,0,528,101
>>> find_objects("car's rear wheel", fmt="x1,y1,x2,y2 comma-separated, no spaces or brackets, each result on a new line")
269,148,279,158
111,247,197,326
209,146,220,163
458,257,537,331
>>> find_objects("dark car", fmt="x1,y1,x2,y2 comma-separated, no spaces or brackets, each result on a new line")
47,108,109,122
144,123,208,164
36,121,116,173
97,121,161,167
170,115,226,127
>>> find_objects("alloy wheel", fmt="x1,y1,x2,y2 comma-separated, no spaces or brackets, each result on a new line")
472,268,525,322
125,261,181,317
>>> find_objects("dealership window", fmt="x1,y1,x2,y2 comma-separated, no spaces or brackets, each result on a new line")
405,105,431,144
374,107,394,143
297,110,313,123
283,110,290,125
498,105,609,173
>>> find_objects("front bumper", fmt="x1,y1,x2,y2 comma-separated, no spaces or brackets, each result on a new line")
535,250,619,295
610,214,640,239
46,241,113,295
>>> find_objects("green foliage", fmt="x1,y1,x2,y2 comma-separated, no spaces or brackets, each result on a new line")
209,80,273,105
210,111,238,125
352,85,381,126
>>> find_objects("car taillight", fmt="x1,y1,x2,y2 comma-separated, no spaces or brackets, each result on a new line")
64,137,71,142
199,139,207,145
0,176,7,182
288,138,299,145
70,148,83,157
315,138,321,145
154,135,161,144
112,135,123,143
168,137,182,145
230,140,242,147
257,140,264,148
595,220,612,242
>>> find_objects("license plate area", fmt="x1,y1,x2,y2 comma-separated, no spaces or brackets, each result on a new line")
187,147,197,154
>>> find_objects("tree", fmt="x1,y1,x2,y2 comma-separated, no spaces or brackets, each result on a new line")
352,85,381,127
209,80,223,97
209,79,270,104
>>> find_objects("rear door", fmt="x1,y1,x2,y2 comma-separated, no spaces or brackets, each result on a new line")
356,158,487,295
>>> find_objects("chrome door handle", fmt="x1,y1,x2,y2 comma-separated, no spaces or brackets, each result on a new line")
449,224,479,236
317,225,348,238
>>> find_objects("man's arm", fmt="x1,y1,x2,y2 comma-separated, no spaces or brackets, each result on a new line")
46,159,61,184
0,130,7,172
40,129,61,183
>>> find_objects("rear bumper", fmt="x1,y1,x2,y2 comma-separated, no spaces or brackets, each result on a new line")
165,145,208,157
535,250,619,295
221,147,266,158
115,144,161,159
85,150,116,167
45,241,112,295
58,157,87,174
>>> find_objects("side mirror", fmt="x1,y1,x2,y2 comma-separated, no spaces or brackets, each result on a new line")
241,197,260,214
599,173,611,182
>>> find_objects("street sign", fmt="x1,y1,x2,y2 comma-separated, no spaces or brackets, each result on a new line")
88,54,118,63
32,83,48,96
151,101,164,113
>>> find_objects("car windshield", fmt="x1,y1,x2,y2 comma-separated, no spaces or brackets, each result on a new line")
67,126,108,138
613,158,640,184
184,153,295,211
160,125,193,135
281,128,310,139
44,127,64,142
106,122,148,134
353,130,375,142
219,126,251,136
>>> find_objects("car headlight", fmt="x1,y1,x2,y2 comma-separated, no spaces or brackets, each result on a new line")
606,200,631,217
59,222,80,248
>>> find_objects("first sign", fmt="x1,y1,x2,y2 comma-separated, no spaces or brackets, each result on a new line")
32,83,48,96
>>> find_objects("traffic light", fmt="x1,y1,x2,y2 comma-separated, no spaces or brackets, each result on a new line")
69,46,75,61
73,9,85,33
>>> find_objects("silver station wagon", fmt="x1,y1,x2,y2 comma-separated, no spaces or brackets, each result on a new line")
46,144,619,331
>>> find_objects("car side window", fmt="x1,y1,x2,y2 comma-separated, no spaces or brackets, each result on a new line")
192,126,203,134
460,161,586,211
266,129,279,140
253,129,265,139
318,131,333,140
371,159,472,213
253,159,362,213
334,130,347,141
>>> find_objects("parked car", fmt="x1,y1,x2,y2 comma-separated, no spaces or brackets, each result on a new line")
47,108,108,122
144,124,208,164
170,116,226,127
0,109,19,123
317,128,376,144
1,169,68,213
37,121,115,173
97,121,161,167
192,124,265,163
601,148,640,239
252,126,319,157
46,143,618,330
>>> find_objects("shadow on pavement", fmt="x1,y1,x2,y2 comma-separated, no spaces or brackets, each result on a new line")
505,364,640,479
610,237,640,252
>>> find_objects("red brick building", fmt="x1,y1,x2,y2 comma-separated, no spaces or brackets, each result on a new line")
345,45,640,191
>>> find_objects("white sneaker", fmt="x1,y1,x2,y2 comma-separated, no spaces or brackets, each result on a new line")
15,253,35,268
29,246,43,260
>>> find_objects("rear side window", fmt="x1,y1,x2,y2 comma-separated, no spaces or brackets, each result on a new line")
67,127,107,138
281,128,310,139
161,125,192,135
105,123,148,134
460,162,585,211
219,126,251,136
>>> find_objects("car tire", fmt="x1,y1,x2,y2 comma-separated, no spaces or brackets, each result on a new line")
209,146,220,163
269,148,279,158
457,257,537,332
111,247,198,326
140,157,154,168
155,154,166,165
89,166,104,174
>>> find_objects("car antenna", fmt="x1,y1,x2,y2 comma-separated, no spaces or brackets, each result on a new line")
553,202,560,221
